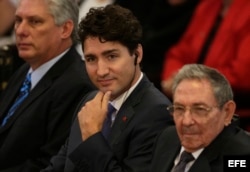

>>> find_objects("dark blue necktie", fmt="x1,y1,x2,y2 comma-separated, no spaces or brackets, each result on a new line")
102,103,116,139
173,151,194,172
1,73,31,126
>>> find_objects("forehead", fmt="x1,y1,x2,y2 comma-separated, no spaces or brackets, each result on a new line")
84,37,128,55
16,0,50,17
174,79,217,105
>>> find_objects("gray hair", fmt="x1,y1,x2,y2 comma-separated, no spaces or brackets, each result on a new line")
172,64,234,108
45,0,79,44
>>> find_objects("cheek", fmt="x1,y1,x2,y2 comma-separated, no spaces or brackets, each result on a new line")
39,25,61,42
199,117,224,146
114,68,130,88
176,119,219,150
114,61,134,80
86,65,96,80
200,126,215,144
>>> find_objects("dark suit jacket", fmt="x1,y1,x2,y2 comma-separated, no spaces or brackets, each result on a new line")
42,75,174,172
0,47,96,172
151,118,250,172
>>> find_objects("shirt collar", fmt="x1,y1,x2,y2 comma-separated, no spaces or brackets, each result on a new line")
28,48,70,89
180,146,204,160
110,72,143,111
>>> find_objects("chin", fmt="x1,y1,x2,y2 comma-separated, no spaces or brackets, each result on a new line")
18,51,34,59
100,87,111,93
182,139,203,150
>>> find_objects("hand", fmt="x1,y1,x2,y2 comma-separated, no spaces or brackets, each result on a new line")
78,91,111,140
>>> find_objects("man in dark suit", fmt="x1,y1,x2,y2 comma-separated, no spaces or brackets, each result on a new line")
0,0,95,171
151,64,250,172
42,5,174,172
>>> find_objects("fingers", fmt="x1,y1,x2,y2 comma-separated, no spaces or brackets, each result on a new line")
77,91,112,140
92,91,111,109
93,91,105,102
102,91,111,108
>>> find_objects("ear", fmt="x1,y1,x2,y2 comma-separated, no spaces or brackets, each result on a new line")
223,100,236,126
60,20,74,39
134,44,143,65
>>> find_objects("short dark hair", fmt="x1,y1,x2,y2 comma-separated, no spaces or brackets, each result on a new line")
78,4,142,54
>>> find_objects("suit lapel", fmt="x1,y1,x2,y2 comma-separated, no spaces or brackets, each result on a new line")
158,147,179,172
109,105,134,145
0,65,30,132
157,128,181,172
109,75,149,145
0,47,81,131
4,78,52,128
190,155,212,172
190,125,235,172
0,65,28,120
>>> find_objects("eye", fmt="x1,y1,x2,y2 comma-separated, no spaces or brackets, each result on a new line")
28,17,43,25
173,105,185,113
30,19,40,25
192,106,209,116
15,17,22,24
107,54,117,60
85,56,96,63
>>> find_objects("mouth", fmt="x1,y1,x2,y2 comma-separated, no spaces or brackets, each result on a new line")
181,129,198,136
183,133,196,138
17,43,31,49
98,78,114,87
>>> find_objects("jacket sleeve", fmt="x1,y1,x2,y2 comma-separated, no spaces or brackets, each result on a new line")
40,139,69,172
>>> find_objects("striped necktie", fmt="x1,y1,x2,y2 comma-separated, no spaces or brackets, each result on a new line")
1,73,31,126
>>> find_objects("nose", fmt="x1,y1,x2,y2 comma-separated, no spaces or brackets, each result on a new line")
182,109,194,126
96,60,109,77
15,21,29,37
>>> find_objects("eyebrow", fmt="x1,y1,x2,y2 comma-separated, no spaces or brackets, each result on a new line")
173,102,208,106
102,49,119,56
15,14,45,20
85,49,119,57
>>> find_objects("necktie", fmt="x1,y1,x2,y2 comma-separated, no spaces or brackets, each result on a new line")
173,151,195,172
102,103,116,139
1,73,31,126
